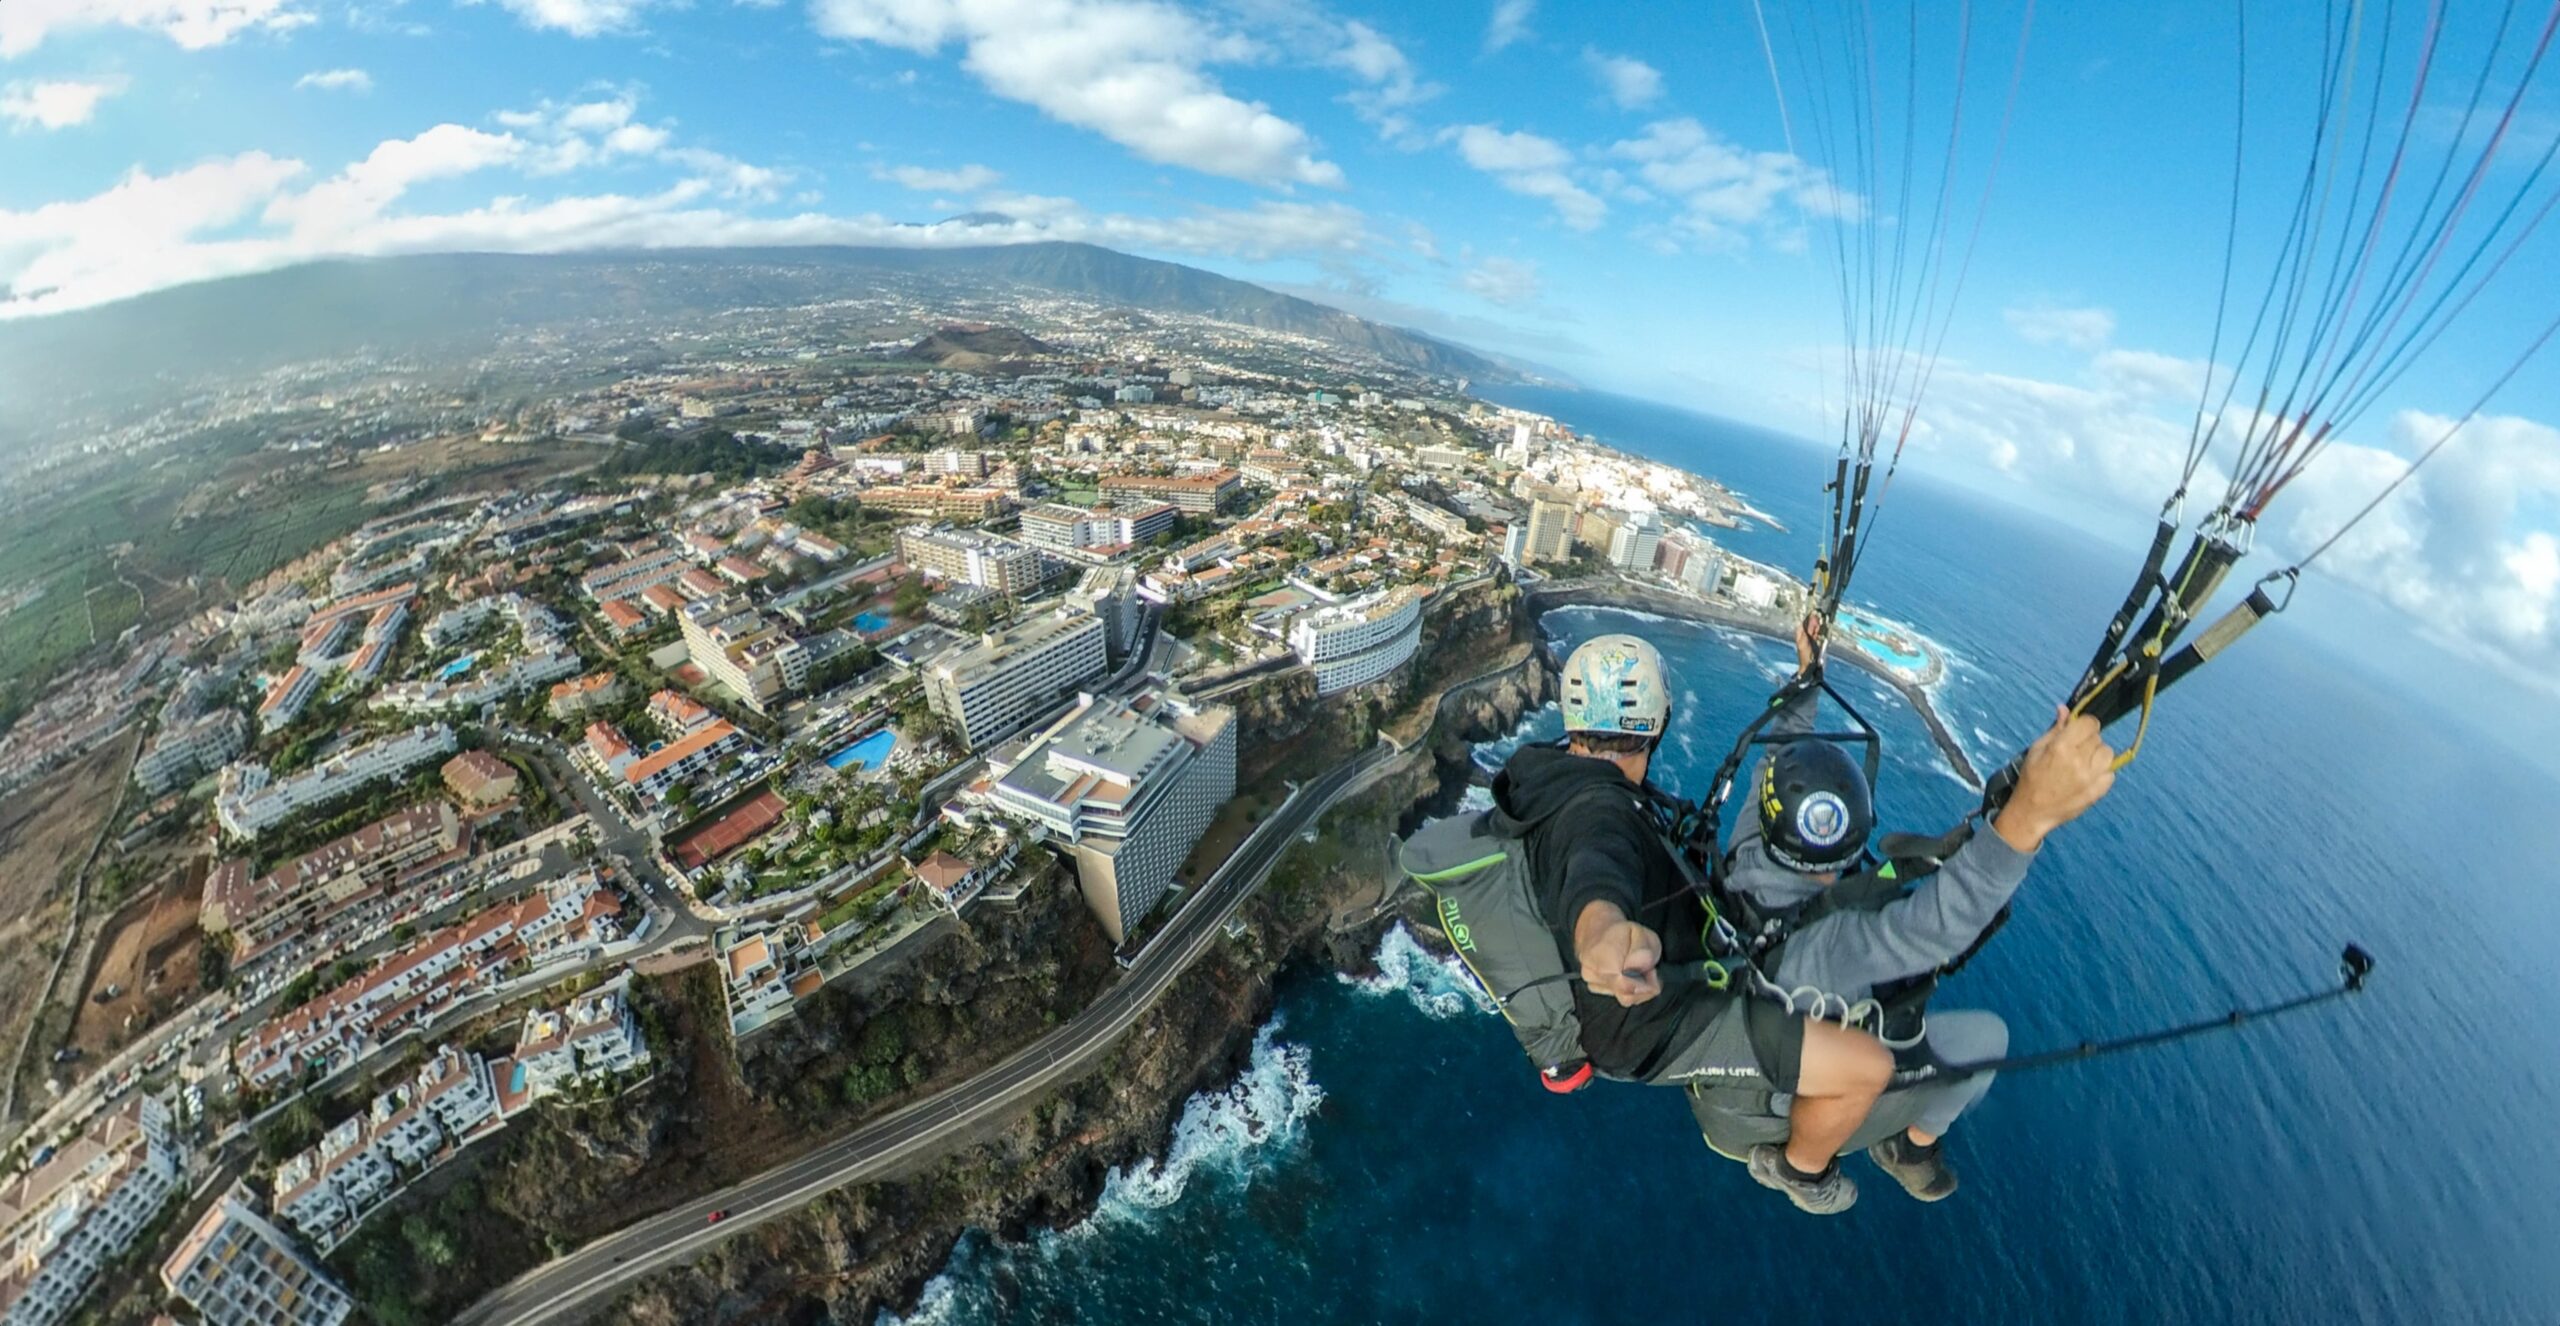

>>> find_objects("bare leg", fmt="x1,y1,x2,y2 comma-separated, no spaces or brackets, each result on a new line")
1784,1019,1890,1173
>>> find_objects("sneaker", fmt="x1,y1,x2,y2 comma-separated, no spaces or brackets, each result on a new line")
1746,1144,1859,1215
1867,1132,1958,1202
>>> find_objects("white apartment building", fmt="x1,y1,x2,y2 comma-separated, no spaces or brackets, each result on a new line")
1069,566,1143,663
979,689,1236,943
0,1099,183,1326
1609,512,1666,573
515,989,652,1096
1020,503,1177,553
257,665,319,734
135,708,248,796
216,725,458,839
370,648,581,715
897,526,1054,597
162,1193,355,1326
679,596,807,713
617,718,747,804
1288,587,1424,695
924,608,1110,751
579,547,690,604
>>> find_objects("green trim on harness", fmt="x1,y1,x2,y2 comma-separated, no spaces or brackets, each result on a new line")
1408,851,1514,885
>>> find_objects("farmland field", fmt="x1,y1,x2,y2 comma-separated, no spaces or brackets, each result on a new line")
0,431,602,710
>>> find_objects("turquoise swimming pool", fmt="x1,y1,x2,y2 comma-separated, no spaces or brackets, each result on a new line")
852,611,891,634
825,729,899,771
438,654,478,682
1854,632,1927,669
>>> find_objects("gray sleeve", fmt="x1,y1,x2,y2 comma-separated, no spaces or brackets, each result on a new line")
1726,684,1819,860
1774,830,2036,993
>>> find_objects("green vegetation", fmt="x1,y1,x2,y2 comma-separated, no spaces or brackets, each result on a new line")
597,426,800,481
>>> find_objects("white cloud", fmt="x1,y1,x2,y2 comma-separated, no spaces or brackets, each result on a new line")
0,0,309,57
1335,18,1436,142
0,77,127,129
475,0,664,37
0,153,310,310
2006,302,2117,351
1809,334,2560,681
1449,123,1603,230
295,68,372,93
1607,117,1851,246
810,0,1344,188
491,92,785,197
264,124,525,240
1460,255,1539,306
879,162,1001,192
1583,49,1661,109
1483,0,1533,53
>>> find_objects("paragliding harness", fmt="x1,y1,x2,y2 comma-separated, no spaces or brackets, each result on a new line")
1395,780,1643,1095
1393,662,1986,1097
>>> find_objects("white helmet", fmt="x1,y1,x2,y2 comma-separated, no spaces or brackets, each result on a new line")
1559,634,1671,738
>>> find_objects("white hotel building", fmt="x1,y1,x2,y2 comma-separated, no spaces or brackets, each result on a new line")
1287,587,1424,695
976,689,1235,943
215,724,458,839
924,608,1110,751
0,1100,183,1326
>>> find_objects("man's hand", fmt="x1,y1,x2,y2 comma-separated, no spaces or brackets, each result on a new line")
1794,613,1826,678
1574,901,1663,1006
1994,705,2119,853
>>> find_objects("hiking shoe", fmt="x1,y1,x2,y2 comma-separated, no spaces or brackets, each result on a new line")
1868,1132,1958,1202
1746,1144,1859,1215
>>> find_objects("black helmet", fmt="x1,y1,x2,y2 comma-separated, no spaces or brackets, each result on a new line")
1757,739,1874,874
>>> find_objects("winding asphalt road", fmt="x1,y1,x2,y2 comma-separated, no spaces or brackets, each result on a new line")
458,735,1392,1326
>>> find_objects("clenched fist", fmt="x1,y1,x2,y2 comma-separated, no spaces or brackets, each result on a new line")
1574,901,1664,1006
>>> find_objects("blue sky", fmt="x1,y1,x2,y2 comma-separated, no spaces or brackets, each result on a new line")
3,0,2557,690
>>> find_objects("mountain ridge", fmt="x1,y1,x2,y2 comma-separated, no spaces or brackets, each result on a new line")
0,243,1530,419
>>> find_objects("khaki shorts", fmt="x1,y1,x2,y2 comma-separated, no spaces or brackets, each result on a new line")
1644,994,1805,1093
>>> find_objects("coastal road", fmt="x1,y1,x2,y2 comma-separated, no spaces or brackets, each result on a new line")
458,737,1393,1326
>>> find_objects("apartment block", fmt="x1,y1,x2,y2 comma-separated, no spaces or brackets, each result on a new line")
257,666,319,734
678,596,806,713
201,800,468,968
546,671,625,721
215,725,458,839
135,708,248,796
0,1100,182,1326
923,608,1109,751
1100,470,1240,515
162,1193,355,1326
977,689,1235,943
617,718,747,804
896,526,1054,596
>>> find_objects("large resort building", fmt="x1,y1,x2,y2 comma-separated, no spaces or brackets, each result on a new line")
1287,587,1424,695
896,525,1055,597
678,596,806,713
973,689,1235,943
923,608,1110,751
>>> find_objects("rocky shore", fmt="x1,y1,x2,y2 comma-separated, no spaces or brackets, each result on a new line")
593,580,1554,1324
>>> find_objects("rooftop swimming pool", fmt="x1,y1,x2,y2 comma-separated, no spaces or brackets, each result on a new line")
826,729,899,772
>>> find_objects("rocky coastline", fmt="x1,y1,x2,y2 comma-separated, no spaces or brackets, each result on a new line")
596,580,1555,1324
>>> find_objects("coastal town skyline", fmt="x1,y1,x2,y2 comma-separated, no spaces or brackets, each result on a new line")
5,3,2558,692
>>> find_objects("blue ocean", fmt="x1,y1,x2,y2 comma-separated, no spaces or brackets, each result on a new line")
891,389,2560,1324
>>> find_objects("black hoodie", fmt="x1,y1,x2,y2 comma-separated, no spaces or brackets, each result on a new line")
1492,743,1720,1080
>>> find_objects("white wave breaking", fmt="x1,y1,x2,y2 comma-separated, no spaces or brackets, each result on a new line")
1337,922,1497,1020
1095,1020,1325,1217
880,1021,1326,1326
